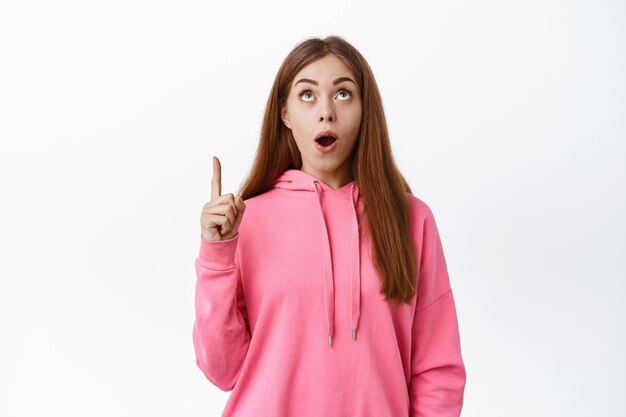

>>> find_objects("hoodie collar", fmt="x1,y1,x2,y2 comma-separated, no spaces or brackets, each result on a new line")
273,169,363,347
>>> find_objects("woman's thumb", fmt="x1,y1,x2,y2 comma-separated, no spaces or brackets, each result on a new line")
235,194,246,212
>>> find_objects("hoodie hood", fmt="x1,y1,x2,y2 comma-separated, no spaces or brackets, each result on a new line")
273,168,364,347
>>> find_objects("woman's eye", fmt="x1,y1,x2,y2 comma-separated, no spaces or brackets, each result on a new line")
301,91,313,101
337,90,352,100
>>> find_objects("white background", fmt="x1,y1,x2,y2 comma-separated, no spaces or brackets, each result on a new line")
1,0,625,416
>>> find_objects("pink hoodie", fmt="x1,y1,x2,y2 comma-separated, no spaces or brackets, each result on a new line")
193,168,466,417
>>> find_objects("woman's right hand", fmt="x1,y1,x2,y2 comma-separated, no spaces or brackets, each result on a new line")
200,156,246,241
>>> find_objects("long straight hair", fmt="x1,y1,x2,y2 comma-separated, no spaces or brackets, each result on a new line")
236,35,419,305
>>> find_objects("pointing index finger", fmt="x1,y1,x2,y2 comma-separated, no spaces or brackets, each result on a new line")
211,156,221,201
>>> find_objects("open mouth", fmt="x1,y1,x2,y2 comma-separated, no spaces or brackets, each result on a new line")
315,136,337,147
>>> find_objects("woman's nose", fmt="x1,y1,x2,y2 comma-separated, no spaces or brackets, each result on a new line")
318,98,335,122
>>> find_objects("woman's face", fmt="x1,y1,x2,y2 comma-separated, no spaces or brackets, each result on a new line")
281,54,362,183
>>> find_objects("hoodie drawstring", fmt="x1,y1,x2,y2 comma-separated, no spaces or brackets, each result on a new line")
349,183,361,342
312,180,361,347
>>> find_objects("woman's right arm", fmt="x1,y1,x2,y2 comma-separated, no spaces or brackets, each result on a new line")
193,232,250,391
193,156,249,391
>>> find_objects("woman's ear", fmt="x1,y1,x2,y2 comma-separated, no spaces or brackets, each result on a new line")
281,105,291,129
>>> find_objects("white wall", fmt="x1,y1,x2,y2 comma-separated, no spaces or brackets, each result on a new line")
1,0,624,416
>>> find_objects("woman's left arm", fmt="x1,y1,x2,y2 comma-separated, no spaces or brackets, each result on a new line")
409,203,467,417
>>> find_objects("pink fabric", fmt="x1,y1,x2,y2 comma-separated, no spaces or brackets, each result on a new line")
193,168,466,416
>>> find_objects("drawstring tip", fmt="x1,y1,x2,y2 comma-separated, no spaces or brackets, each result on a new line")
352,328,357,340
328,335,333,346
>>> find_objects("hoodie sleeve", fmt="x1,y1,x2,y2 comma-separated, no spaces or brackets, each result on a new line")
409,207,466,417
192,233,251,391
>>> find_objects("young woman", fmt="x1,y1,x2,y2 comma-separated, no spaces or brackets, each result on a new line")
193,35,466,417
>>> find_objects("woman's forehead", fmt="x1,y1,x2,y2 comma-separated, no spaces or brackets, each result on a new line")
292,55,355,87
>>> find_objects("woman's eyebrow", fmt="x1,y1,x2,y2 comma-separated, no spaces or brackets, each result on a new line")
294,76,356,87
